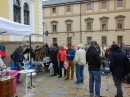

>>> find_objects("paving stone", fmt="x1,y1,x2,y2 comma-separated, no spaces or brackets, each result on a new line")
58,94,66,97
76,89,85,96
69,88,78,95
59,91,69,95
49,93,59,97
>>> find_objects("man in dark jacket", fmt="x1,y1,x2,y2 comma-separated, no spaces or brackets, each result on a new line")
110,44,127,97
51,43,59,76
86,41,102,97
10,45,25,83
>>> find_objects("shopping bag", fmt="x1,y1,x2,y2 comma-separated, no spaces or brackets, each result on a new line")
25,62,33,69
10,61,14,70
64,58,69,70
0,50,6,58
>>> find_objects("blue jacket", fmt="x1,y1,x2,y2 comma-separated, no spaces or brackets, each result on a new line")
66,48,76,62
10,49,25,62
110,44,127,79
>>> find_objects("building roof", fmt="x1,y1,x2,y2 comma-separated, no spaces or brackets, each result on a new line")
43,0,90,7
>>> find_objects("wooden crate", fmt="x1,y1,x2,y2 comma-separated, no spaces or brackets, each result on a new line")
0,77,14,97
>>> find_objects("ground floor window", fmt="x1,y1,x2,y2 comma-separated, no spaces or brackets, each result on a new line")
87,37,92,44
53,38,57,44
67,37,72,45
117,36,123,44
102,36,107,45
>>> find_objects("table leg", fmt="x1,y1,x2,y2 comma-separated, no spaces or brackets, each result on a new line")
26,75,27,94
30,72,32,86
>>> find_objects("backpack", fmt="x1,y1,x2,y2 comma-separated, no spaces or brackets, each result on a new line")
125,57,130,74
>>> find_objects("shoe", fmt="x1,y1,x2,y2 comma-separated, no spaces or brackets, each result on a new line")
71,77,74,80
75,82,81,84
58,76,62,78
64,75,66,77
17,80,21,84
64,77,69,80
81,82,84,84
51,74,56,76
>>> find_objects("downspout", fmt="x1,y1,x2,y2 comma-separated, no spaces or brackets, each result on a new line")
80,1,82,43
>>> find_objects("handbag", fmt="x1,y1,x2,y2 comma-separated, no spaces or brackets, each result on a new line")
64,57,69,70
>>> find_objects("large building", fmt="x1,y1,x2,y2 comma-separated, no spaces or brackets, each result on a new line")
0,0,43,64
0,0,43,42
43,0,130,47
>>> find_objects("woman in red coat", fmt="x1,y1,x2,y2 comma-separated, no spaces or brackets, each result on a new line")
57,45,67,78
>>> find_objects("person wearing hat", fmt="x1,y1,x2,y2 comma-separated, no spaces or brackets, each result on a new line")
57,44,67,78
74,44,86,84
86,41,102,97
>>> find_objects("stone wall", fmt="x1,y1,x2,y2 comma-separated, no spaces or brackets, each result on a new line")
2,42,43,65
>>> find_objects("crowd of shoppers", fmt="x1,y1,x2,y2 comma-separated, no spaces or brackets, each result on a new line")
10,40,130,97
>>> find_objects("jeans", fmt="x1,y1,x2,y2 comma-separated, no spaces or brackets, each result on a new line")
101,68,110,74
14,62,22,81
89,71,101,97
59,62,66,77
113,76,123,97
67,62,74,78
53,60,59,75
76,63,84,83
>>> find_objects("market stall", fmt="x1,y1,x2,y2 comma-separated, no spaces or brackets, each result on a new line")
0,16,33,94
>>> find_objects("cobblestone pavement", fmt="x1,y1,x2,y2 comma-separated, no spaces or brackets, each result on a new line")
15,66,130,97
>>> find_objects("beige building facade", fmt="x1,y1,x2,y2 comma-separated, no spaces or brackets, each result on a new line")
43,0,130,47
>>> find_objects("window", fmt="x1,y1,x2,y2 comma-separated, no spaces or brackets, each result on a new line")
101,2,106,8
102,21,106,30
53,38,57,44
52,8,56,13
117,0,122,6
24,3,29,25
51,20,58,33
117,36,123,44
102,36,107,45
67,6,71,12
67,37,72,45
87,37,92,44
99,16,109,30
115,15,125,30
13,0,21,23
87,3,91,10
52,25,57,32
118,20,122,29
85,18,94,31
67,24,71,31
87,22,91,30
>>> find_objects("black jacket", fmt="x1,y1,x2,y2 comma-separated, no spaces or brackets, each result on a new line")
110,44,127,79
86,46,101,71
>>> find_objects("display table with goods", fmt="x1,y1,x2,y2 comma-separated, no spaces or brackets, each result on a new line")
0,76,14,97
2,70,18,92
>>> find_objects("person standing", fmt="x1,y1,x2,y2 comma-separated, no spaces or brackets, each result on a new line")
74,44,86,84
51,43,59,76
57,45,66,78
86,41,102,97
10,45,25,83
110,44,127,97
96,44,101,56
65,44,76,80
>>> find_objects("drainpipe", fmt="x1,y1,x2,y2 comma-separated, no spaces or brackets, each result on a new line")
80,1,82,43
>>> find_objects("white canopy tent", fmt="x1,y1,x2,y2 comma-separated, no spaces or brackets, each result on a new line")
0,16,31,35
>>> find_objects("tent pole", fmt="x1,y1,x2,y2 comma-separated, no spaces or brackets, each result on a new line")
29,35,32,86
